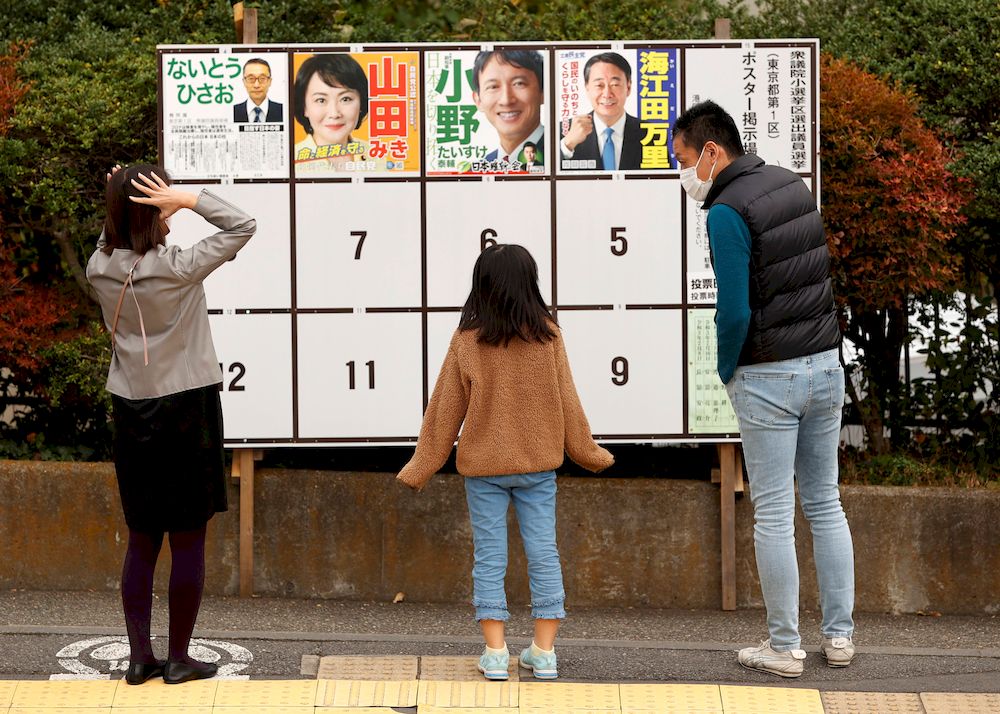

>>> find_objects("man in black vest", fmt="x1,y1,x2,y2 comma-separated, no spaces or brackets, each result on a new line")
673,100,855,678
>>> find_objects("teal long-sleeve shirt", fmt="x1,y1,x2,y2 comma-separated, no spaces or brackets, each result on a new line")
706,203,751,384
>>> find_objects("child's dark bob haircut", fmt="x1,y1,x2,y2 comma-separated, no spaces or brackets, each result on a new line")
102,164,171,256
459,243,556,346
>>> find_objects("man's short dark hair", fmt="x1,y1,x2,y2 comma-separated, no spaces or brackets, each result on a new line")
294,54,369,134
583,52,632,84
674,100,745,157
471,50,544,93
243,57,271,75
524,141,536,150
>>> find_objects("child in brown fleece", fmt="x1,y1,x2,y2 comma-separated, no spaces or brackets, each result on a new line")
397,243,613,681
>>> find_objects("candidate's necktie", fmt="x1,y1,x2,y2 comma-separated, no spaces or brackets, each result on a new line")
253,106,262,123
602,127,615,170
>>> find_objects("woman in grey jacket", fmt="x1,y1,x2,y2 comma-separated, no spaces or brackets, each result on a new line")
87,165,256,685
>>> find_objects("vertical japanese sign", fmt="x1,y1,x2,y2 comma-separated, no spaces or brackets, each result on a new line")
292,52,421,177
555,48,678,172
684,44,814,170
685,198,718,305
162,51,290,179
425,48,549,175
687,309,739,434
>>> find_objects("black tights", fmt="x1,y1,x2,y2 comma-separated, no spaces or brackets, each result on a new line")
121,526,207,664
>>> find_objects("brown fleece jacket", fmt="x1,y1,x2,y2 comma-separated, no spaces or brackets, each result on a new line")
397,326,614,490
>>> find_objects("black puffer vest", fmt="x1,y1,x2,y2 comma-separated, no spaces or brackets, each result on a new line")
702,154,840,365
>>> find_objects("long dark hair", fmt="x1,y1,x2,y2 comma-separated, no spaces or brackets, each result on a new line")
459,243,556,346
102,164,170,255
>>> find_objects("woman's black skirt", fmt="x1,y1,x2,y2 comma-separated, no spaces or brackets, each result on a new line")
112,384,228,533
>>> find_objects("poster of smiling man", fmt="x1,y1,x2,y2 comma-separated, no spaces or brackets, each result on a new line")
556,48,679,173
425,48,549,176
292,52,421,177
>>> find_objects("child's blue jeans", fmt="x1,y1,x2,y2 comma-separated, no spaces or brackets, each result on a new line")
463,470,566,622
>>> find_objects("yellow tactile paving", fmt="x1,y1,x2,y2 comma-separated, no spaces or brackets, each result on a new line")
10,681,119,708
419,655,520,681
620,683,723,712
0,681,16,707
213,708,312,714
110,706,213,714
111,677,218,708
520,710,620,714
418,679,518,707
719,685,823,714
214,680,318,708
418,704,520,714
315,679,419,708
316,655,418,681
315,709,401,714
821,691,925,713
9,709,110,714
921,692,1000,714
519,682,621,711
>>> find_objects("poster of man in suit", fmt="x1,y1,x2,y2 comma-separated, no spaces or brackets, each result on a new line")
557,49,678,172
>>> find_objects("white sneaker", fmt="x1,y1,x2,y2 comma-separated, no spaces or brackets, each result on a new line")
737,639,806,677
821,636,855,667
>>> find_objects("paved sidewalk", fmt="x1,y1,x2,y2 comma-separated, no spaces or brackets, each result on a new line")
0,591,998,712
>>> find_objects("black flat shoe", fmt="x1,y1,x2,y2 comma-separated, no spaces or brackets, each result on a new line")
163,659,218,684
125,659,166,685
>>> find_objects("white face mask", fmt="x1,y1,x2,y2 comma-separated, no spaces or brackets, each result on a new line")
679,145,718,201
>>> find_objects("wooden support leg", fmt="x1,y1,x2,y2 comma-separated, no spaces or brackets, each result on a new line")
718,443,737,611
232,449,256,597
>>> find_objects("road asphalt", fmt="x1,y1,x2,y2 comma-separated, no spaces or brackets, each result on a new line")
1,591,997,691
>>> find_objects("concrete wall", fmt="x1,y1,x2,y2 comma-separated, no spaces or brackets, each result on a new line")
1,460,997,614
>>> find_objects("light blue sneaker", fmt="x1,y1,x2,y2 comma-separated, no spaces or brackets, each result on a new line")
477,647,509,680
519,645,558,679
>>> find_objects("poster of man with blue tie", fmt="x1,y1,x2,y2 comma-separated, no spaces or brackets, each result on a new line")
556,48,679,173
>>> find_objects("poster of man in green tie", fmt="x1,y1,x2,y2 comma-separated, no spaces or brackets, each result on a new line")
557,48,678,173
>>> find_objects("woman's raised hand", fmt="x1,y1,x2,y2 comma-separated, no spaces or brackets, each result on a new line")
129,171,197,218
106,164,122,182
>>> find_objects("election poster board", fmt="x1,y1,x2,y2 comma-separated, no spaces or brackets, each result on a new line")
157,40,820,446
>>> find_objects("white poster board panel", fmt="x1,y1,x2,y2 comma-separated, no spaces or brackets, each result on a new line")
296,312,423,438
167,183,291,310
295,182,422,309
683,45,814,171
162,51,290,180
425,181,552,308
558,309,683,437
209,313,293,440
556,179,682,306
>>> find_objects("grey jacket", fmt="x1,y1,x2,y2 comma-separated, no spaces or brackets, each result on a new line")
86,190,257,399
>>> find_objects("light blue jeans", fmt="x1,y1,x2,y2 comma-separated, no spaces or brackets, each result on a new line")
726,348,855,650
463,471,566,622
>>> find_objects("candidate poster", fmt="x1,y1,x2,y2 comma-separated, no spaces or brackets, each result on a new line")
555,48,679,173
424,48,549,175
162,51,290,180
292,52,421,177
